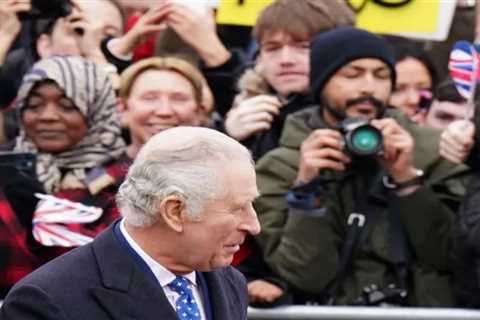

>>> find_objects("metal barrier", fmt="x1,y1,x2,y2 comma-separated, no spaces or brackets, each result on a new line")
1,300,479,318
248,306,480,320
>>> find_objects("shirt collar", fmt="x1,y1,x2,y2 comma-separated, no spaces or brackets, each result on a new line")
119,219,197,288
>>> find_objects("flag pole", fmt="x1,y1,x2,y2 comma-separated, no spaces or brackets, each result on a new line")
466,47,478,120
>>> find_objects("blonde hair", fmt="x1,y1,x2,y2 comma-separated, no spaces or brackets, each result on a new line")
119,57,206,105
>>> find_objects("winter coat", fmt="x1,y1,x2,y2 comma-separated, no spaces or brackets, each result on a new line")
254,106,469,306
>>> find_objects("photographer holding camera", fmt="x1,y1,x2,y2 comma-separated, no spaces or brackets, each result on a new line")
254,27,467,306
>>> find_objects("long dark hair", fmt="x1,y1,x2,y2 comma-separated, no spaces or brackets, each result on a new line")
385,35,438,89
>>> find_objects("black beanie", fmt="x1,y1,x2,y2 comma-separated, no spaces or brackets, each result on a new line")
310,27,396,104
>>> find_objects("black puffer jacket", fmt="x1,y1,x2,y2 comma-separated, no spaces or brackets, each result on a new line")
452,169,480,308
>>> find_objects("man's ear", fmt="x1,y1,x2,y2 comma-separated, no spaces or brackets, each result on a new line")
36,34,53,59
158,195,187,233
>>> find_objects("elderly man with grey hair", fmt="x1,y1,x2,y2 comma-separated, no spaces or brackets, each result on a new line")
1,127,261,320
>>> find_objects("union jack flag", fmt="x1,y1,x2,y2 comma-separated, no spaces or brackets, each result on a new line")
448,41,478,101
32,193,102,247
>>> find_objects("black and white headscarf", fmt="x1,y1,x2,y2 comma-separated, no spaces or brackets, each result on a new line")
14,56,126,192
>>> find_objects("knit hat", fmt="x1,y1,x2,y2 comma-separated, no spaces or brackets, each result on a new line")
310,27,396,104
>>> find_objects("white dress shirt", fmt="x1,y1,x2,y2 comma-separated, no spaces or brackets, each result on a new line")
120,219,206,319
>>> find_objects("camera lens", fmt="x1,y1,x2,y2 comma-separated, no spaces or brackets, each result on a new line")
340,118,383,157
343,123,383,157
351,126,382,154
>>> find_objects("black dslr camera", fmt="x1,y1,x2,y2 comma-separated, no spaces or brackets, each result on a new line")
339,118,383,157
18,0,72,20
353,283,408,306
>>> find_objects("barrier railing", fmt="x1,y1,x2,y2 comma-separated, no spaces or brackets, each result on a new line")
248,306,480,320
2,300,480,318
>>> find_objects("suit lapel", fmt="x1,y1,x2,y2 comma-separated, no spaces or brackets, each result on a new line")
203,271,238,320
90,226,178,320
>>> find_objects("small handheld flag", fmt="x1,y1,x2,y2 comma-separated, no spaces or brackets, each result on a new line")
448,40,478,119
32,193,102,247
448,41,478,102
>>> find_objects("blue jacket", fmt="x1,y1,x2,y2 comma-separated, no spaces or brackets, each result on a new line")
1,222,249,319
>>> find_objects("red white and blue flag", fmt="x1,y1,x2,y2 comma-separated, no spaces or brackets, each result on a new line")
32,193,102,247
448,41,478,101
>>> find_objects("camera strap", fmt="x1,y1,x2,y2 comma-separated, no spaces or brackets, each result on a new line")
325,174,370,305
325,170,410,305
387,193,410,292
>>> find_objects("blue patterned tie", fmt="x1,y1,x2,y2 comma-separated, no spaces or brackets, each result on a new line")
168,276,202,320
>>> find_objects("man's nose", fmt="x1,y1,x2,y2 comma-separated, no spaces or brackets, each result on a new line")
240,206,261,236
359,73,376,95
278,45,295,65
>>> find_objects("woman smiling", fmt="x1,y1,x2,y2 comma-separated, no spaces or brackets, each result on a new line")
0,56,127,297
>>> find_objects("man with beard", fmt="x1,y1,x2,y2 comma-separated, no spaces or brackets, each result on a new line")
254,27,466,306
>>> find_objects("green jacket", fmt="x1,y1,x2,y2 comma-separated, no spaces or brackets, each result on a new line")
255,106,468,306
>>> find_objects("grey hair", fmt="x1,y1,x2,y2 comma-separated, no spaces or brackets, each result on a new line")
116,127,252,227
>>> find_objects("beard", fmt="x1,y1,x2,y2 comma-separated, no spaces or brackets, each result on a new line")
321,95,387,122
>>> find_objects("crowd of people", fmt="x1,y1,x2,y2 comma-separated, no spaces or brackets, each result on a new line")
1,0,480,318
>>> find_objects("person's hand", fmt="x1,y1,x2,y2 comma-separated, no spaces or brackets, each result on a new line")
296,129,350,184
0,0,29,36
224,95,281,141
163,3,230,67
247,280,284,304
0,0,31,64
439,119,475,164
371,118,417,183
67,10,109,64
110,5,169,57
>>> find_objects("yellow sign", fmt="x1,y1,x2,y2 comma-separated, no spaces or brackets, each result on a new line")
216,0,274,26
349,0,455,40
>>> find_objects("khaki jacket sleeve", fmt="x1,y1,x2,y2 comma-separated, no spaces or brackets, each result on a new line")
254,148,340,293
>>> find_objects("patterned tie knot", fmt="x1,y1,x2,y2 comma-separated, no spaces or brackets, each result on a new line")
167,276,201,320
168,277,192,295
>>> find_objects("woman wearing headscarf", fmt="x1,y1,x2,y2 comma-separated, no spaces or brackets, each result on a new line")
0,55,127,297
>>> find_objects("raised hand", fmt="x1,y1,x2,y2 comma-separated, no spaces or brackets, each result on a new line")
225,95,281,141
109,5,169,58
0,0,31,64
163,3,230,67
439,119,475,164
371,118,417,184
296,129,350,184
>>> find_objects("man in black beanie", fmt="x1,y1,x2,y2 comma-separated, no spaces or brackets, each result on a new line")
254,27,467,306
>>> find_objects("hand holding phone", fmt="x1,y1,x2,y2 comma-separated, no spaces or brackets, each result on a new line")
0,152,37,188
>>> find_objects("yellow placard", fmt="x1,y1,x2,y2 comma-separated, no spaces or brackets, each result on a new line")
216,0,274,26
351,0,440,34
